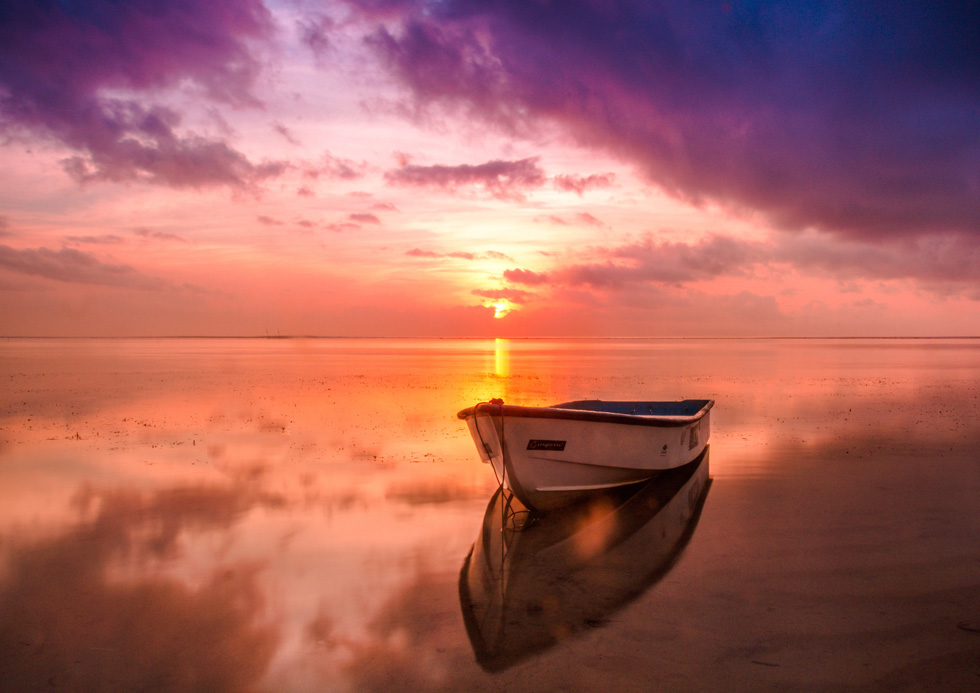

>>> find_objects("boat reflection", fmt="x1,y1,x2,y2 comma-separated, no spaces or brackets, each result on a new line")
458,447,711,671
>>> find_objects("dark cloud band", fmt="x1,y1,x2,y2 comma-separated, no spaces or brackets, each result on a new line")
0,0,283,190
358,0,980,239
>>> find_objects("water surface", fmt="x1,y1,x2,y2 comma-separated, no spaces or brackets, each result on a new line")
1,338,978,691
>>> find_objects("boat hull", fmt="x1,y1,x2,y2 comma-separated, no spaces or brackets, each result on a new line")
458,399,712,511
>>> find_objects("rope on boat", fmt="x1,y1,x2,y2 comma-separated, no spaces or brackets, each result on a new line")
473,399,501,487
474,397,531,541
491,398,507,549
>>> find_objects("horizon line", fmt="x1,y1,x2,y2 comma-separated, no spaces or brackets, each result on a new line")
2,335,979,341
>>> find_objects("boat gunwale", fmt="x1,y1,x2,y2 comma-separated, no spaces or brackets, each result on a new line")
457,399,713,428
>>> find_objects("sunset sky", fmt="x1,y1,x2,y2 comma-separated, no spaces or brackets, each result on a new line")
1,1,979,337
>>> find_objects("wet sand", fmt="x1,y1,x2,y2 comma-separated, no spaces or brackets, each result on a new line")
1,337,978,691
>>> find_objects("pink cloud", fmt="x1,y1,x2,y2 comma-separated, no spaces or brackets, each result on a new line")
405,249,445,259
503,268,550,285
774,232,980,298
273,122,300,145
326,222,361,233
134,228,188,243
504,235,764,290
349,213,381,224
537,215,569,226
504,230,980,301
553,173,615,196
384,157,546,201
471,287,533,304
534,213,604,227
406,248,514,261
65,235,126,245
575,212,605,227
310,153,366,181
0,245,170,290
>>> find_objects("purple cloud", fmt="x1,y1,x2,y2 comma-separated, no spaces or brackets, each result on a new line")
0,245,169,289
358,1,980,240
349,213,381,224
298,13,334,61
0,0,284,190
384,157,546,200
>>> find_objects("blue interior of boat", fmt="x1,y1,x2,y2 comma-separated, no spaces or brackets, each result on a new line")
552,400,711,416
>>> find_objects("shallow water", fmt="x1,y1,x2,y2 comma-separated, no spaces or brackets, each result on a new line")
1,337,978,691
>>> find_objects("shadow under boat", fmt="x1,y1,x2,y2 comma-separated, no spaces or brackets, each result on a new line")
458,446,711,672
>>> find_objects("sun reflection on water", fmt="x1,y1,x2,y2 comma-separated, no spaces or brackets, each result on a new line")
494,338,510,378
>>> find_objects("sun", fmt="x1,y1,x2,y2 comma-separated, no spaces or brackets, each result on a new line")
490,300,513,319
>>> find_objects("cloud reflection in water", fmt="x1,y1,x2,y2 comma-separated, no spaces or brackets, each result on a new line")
0,480,281,692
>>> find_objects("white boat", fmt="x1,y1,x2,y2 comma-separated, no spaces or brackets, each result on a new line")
457,398,713,511
459,448,711,670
